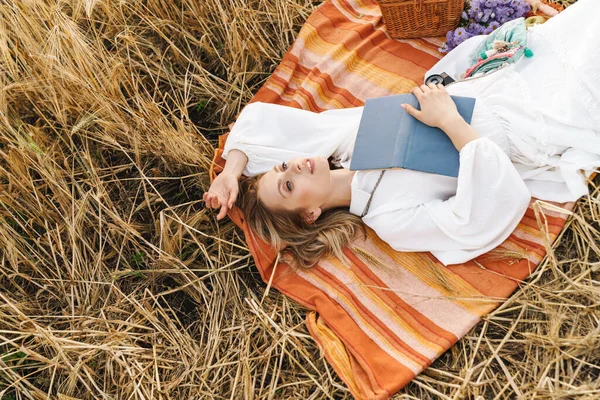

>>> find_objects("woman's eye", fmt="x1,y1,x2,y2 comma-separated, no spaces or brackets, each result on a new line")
281,161,287,171
285,181,292,191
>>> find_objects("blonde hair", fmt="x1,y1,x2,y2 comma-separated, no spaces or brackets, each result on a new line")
237,175,365,269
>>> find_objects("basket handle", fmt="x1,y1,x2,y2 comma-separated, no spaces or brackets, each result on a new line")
415,0,423,12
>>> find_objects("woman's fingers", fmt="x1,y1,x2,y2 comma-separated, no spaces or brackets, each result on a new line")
402,103,421,120
411,86,423,100
203,191,229,220
228,186,238,209
205,193,213,207
203,192,220,209
412,82,441,98
211,195,221,209
415,83,446,93
216,202,228,220
407,82,457,128
203,172,240,220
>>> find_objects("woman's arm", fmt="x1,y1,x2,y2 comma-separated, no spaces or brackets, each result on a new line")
203,149,247,220
220,149,248,179
365,87,530,264
363,138,531,265
439,117,480,152
222,102,363,176
206,102,362,219
402,83,479,151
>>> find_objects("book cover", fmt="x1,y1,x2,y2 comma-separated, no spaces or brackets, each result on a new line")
349,94,476,178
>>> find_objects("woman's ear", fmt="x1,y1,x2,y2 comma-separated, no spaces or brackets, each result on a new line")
280,251,297,267
302,208,322,224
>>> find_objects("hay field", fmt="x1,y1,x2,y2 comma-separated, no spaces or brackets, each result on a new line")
0,0,597,399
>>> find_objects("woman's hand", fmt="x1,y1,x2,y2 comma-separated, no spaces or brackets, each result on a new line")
203,149,248,220
403,83,480,151
403,83,463,130
203,172,239,220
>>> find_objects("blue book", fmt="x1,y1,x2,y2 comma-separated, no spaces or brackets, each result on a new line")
349,94,476,178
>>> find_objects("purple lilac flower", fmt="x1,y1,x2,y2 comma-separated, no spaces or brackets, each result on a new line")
467,23,486,35
496,7,513,24
445,30,455,47
440,30,457,53
468,3,482,19
443,0,531,53
480,8,494,23
488,20,501,31
454,27,467,38
453,27,472,46
517,3,531,15
496,6,511,17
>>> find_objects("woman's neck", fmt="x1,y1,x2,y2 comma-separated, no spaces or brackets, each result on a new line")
322,168,355,210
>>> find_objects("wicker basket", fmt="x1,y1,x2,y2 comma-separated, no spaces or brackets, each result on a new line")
377,0,465,39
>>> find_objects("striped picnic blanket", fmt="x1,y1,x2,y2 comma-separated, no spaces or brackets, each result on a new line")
210,1,572,398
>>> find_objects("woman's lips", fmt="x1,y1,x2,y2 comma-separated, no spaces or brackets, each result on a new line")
307,159,314,174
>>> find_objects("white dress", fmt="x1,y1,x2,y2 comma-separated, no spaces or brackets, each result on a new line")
222,0,600,266
430,0,600,201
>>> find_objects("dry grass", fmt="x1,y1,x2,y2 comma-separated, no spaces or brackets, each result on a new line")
0,0,597,399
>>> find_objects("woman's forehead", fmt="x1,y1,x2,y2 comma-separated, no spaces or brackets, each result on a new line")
257,170,281,208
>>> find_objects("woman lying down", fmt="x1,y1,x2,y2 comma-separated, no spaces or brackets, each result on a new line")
204,0,600,269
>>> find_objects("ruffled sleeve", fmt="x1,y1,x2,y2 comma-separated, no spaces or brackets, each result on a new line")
362,138,531,265
222,102,363,176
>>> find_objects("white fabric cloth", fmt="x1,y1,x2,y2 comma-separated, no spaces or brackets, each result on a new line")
222,0,600,265
428,0,600,201
350,139,531,265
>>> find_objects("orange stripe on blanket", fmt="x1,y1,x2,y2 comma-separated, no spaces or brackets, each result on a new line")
307,312,391,400
321,257,449,358
503,234,547,260
325,1,384,31
263,62,365,108
520,210,568,237
316,5,442,73
268,71,356,111
306,312,368,397
295,25,421,95
342,248,458,347
370,234,495,316
333,0,382,17
350,236,487,336
299,264,432,372
253,2,443,110
442,206,572,299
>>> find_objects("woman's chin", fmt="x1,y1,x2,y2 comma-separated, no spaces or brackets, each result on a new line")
316,156,330,172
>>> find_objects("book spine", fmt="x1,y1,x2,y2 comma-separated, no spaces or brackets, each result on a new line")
397,95,419,169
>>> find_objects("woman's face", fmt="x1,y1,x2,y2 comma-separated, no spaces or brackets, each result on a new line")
258,156,332,215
